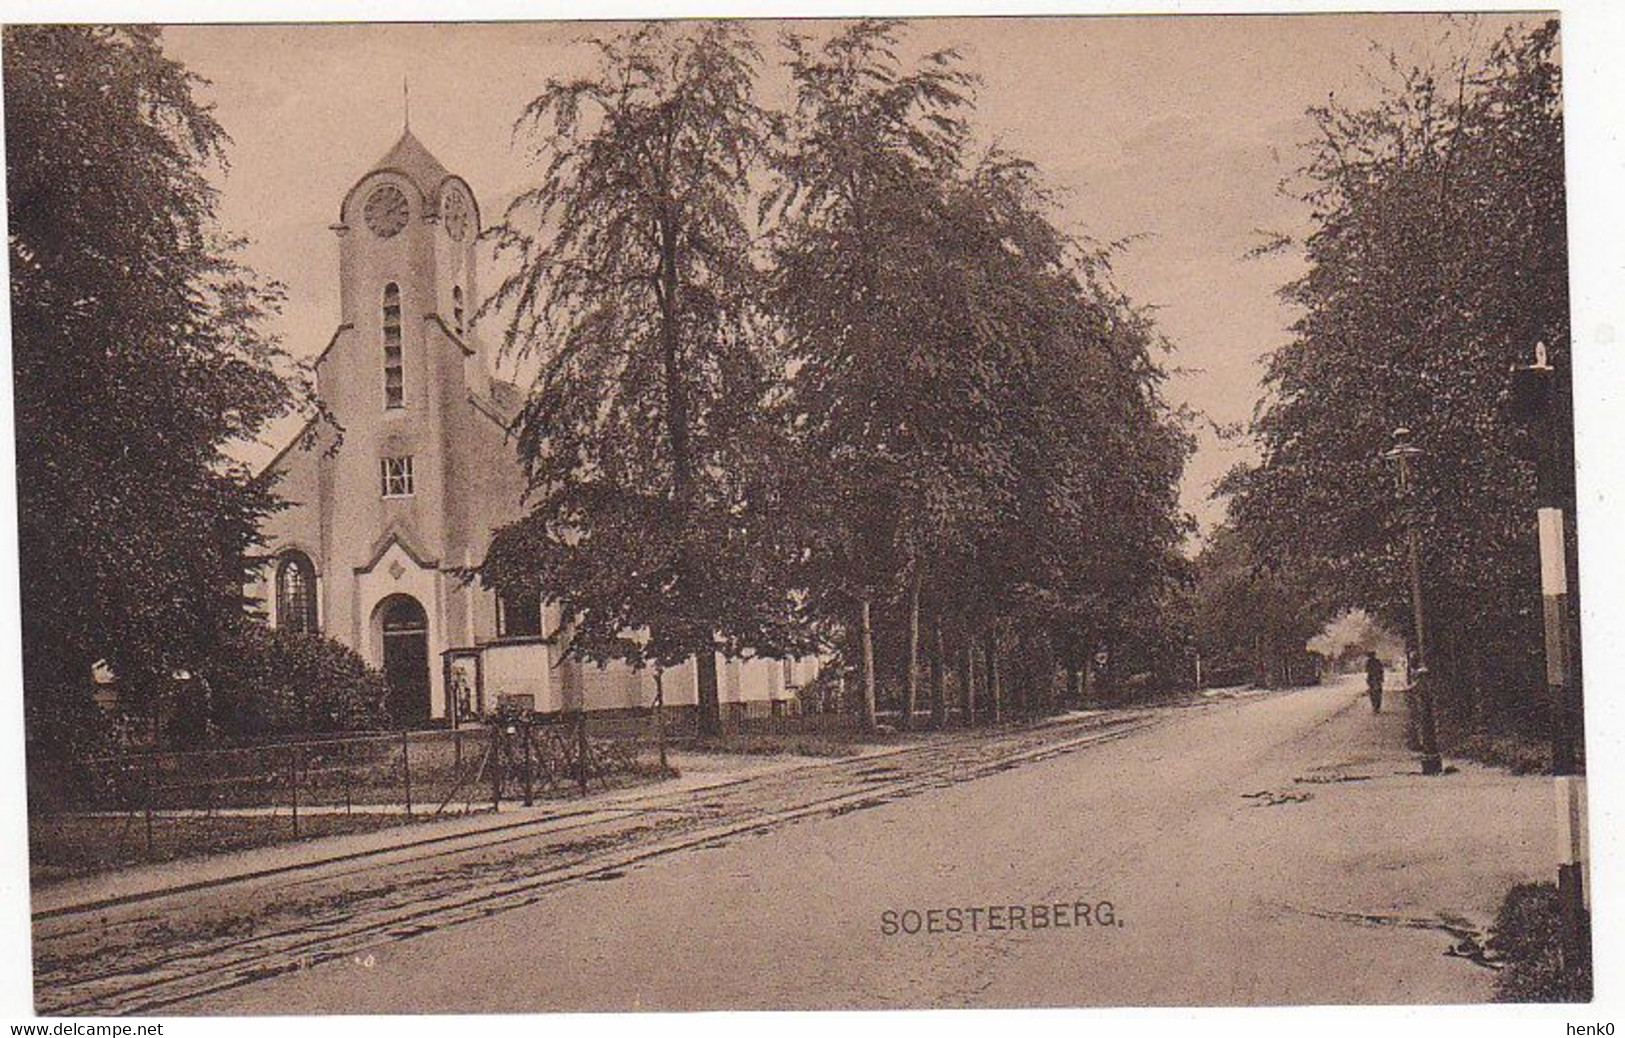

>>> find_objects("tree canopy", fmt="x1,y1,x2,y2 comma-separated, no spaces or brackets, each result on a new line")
478,20,1193,728
1221,19,1567,729
476,23,806,733
6,25,305,718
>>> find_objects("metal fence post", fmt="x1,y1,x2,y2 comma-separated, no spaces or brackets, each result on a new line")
401,729,413,818
575,710,589,796
654,670,668,773
490,722,503,810
143,752,156,861
522,720,534,807
290,746,301,839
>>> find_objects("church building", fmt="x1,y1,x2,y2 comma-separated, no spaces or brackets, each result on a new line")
249,127,811,728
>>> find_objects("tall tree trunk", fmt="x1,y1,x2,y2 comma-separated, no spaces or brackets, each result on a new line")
989,632,1004,724
1097,640,1114,700
929,616,946,729
696,651,721,737
903,565,920,730
1009,634,1027,716
695,653,721,737
656,214,718,737
962,641,977,726
859,597,878,733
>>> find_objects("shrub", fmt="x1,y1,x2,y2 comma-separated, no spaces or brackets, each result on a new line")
1489,881,1592,1002
24,685,121,763
208,625,392,740
24,685,127,809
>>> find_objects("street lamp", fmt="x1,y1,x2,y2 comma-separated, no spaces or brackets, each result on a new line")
1382,426,1444,776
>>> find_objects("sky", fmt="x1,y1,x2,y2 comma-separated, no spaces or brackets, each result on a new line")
163,13,1538,536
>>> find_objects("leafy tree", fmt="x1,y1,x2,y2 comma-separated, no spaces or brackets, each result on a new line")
6,26,303,740
477,19,1190,735
1190,524,1328,689
968,161,1192,702
477,23,805,735
769,21,1191,725
768,20,1006,728
1222,20,1566,731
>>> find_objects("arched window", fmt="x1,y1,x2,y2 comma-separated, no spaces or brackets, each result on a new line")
452,286,465,337
276,551,318,634
383,282,403,409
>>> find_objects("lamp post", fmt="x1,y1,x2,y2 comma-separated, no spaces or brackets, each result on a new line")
1382,426,1444,776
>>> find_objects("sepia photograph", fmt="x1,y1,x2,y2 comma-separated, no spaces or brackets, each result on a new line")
0,3,1611,1020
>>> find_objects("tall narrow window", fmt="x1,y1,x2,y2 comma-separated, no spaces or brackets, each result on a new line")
452,286,465,337
383,282,403,409
380,455,414,497
276,551,318,634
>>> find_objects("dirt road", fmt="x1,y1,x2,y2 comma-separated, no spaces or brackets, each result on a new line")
32,681,1551,1013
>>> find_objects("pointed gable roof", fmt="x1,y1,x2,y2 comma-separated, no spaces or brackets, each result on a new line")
354,526,439,575
371,128,453,198
339,126,481,228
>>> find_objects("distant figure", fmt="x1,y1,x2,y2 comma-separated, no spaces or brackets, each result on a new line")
1364,651,1384,714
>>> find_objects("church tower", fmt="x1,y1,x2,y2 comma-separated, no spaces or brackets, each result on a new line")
287,125,515,726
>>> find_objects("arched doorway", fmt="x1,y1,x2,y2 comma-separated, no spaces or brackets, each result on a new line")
377,594,430,728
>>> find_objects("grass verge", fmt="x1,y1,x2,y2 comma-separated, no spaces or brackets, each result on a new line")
28,810,454,885
1488,880,1592,1002
674,732,866,758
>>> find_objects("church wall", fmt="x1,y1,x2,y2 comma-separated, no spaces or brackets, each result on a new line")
729,657,790,704
252,424,328,625
431,344,526,652
481,640,555,711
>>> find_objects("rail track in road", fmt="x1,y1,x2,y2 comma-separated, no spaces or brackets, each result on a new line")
34,712,1161,1016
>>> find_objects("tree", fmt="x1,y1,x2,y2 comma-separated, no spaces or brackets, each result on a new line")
769,21,1192,726
477,23,806,735
6,26,303,737
1190,525,1328,689
1223,19,1566,732
768,20,1001,729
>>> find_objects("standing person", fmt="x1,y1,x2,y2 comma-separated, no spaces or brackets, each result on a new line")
1364,651,1385,714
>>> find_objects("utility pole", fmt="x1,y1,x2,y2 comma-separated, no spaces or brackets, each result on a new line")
1512,340,1589,989
1382,427,1443,775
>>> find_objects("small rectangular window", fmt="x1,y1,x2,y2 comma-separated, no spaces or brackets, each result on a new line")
498,589,543,638
380,456,414,498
